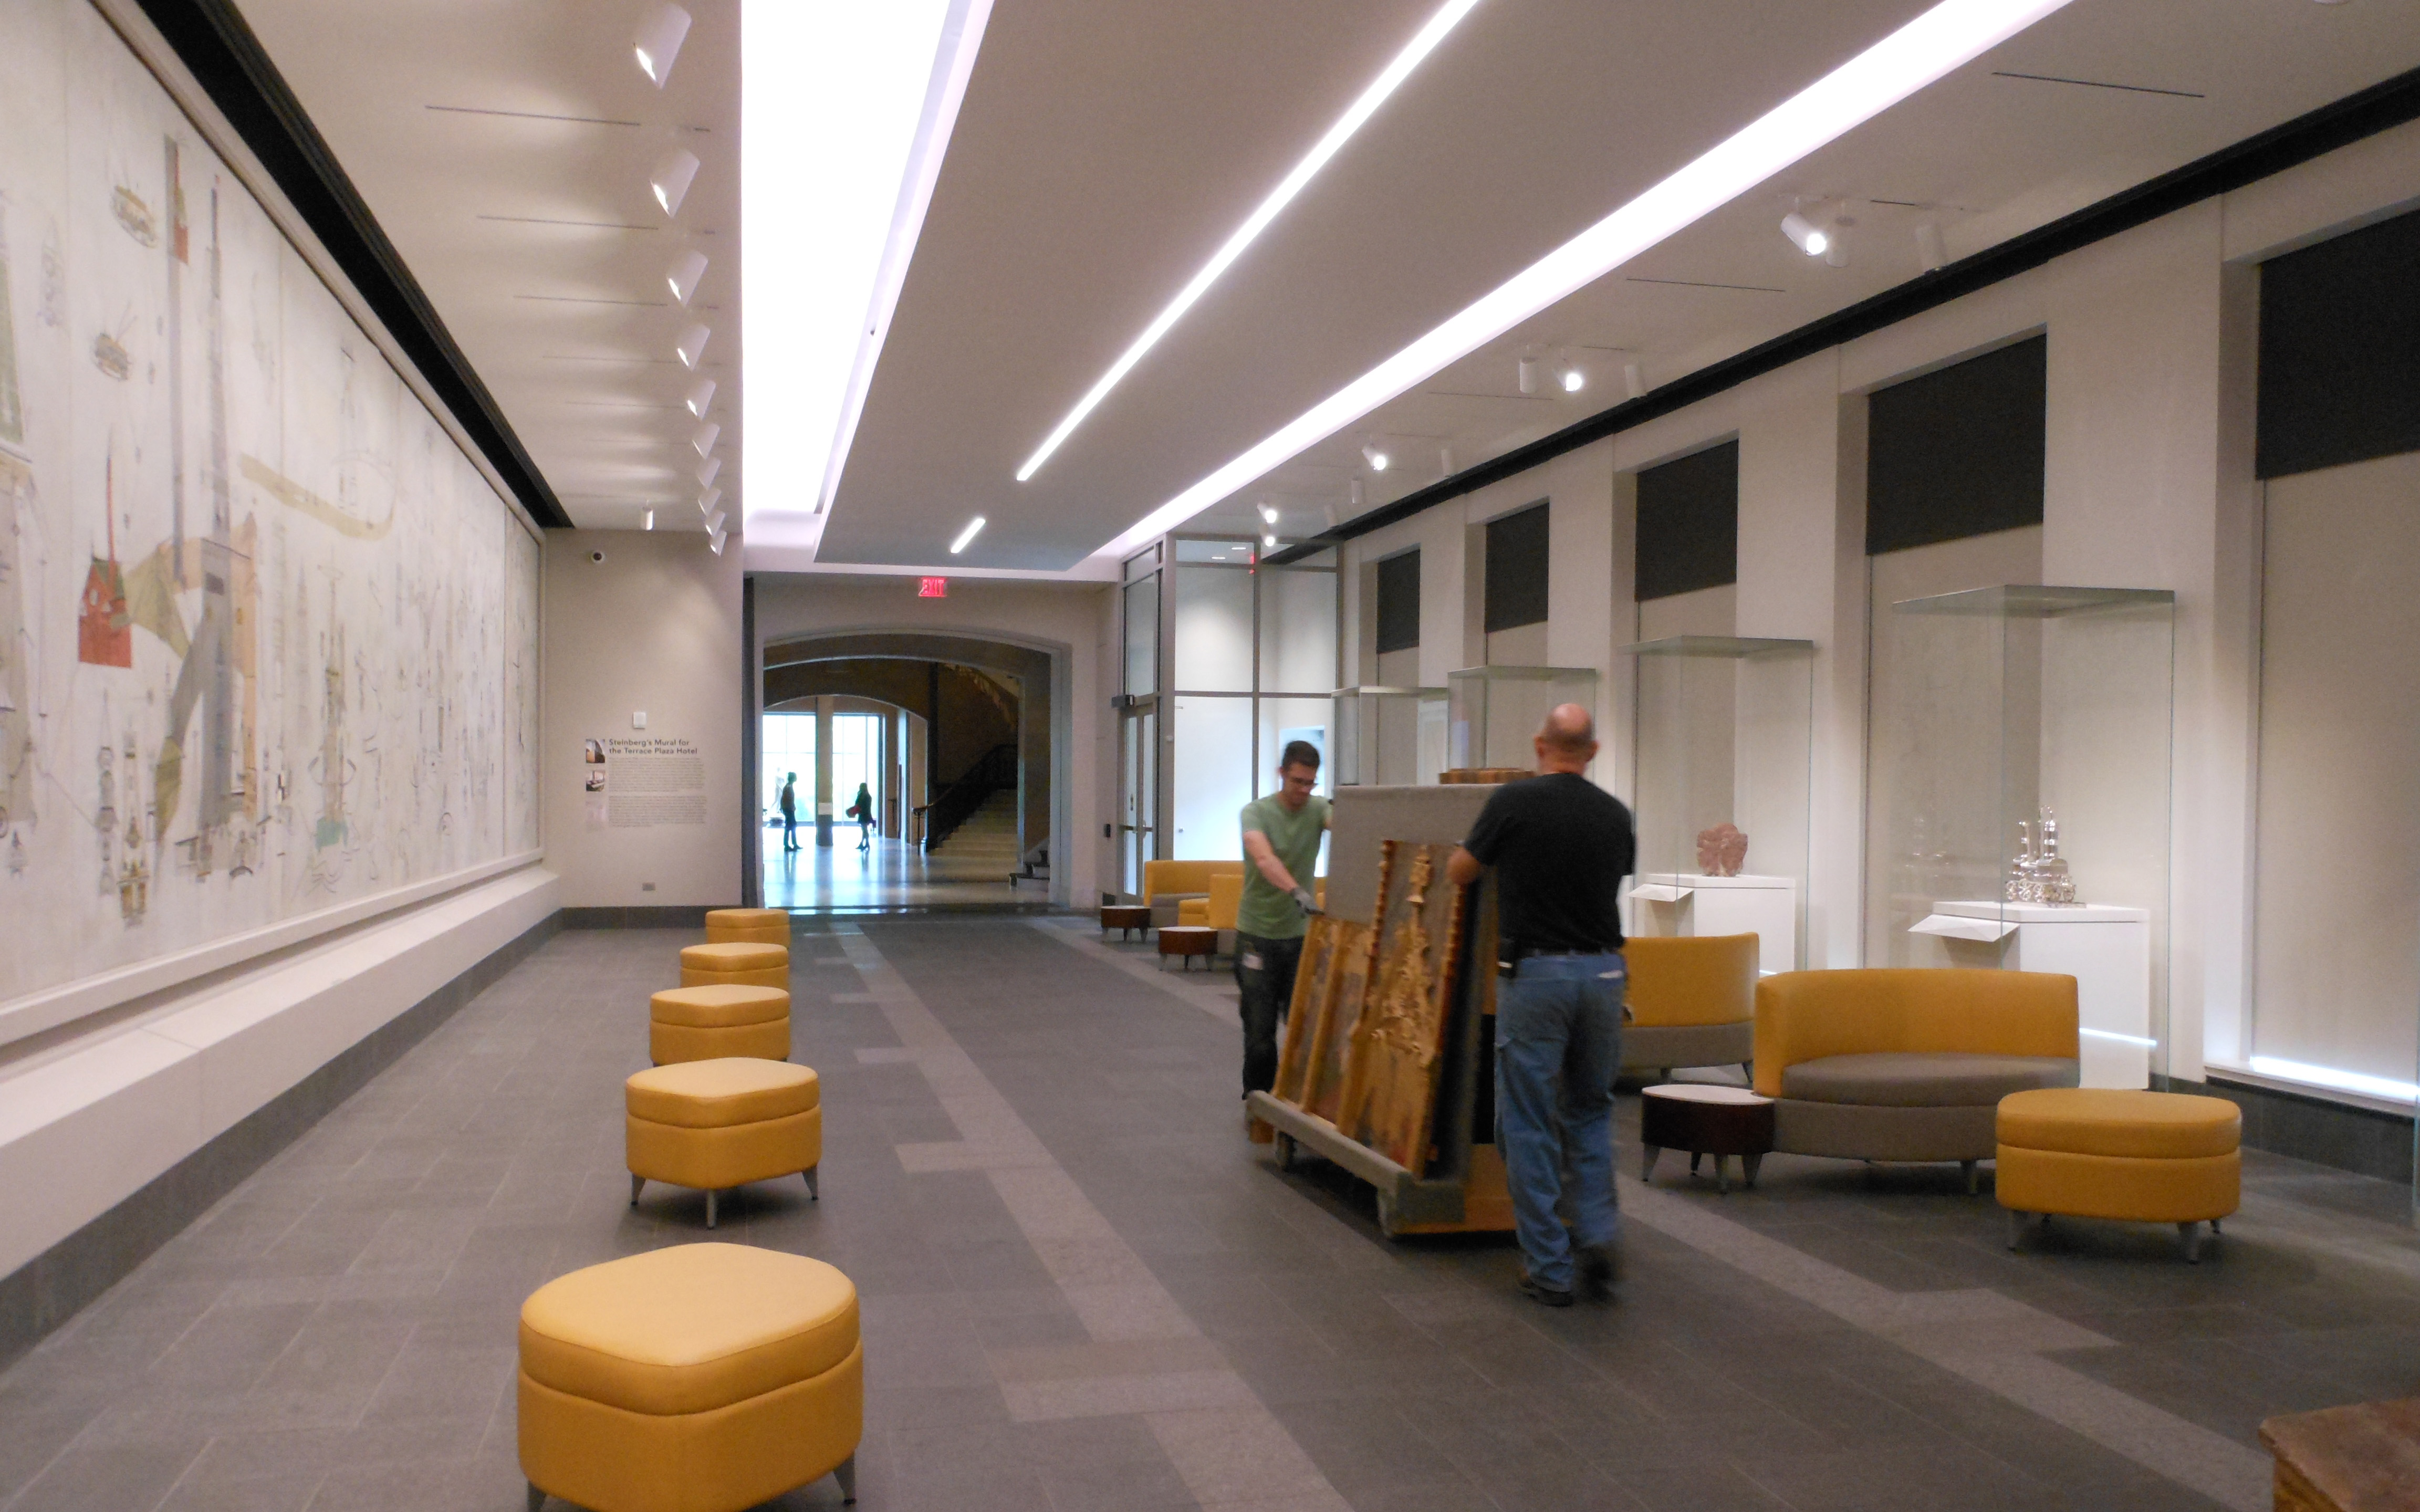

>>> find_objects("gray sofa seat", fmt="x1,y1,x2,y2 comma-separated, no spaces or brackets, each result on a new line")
1781,1053,2079,1107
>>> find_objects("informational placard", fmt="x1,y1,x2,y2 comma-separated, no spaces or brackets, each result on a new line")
589,737,707,828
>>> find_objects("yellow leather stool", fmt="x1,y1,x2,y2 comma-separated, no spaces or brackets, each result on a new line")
679,941,789,990
649,985,790,1066
519,1243,860,1512
705,908,790,946
1997,1088,2240,1261
627,1058,821,1228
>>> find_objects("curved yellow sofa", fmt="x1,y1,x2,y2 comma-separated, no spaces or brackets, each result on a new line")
1144,859,1244,929
1998,1088,2240,1260
519,1243,860,1512
1621,934,1758,1077
1753,968,2079,1179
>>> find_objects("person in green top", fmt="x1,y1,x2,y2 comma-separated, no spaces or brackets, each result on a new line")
1236,739,1331,1101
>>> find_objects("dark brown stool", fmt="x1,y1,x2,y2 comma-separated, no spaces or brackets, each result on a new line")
1156,926,1217,971
1100,904,1150,941
1640,1084,1774,1194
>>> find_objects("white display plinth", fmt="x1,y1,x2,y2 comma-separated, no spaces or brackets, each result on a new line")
1629,873,1798,978
1914,901,2151,1089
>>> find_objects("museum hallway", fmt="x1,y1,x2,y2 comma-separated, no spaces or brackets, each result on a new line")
759,837,1039,913
2,920,2413,1512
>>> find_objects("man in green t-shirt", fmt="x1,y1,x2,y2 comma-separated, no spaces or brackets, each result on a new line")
1236,739,1331,1101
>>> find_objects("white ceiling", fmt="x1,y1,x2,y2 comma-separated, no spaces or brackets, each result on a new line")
240,0,741,535
238,1,2420,565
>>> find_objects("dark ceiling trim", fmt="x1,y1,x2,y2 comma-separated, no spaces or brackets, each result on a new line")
1271,63,2420,564
131,0,574,529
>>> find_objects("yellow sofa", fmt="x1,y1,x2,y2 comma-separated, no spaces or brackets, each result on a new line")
1998,1088,2240,1260
519,1243,860,1512
1753,968,2079,1184
1621,934,1758,1078
1143,859,1245,928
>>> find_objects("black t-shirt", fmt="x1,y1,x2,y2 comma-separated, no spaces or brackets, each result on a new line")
1461,773,1635,953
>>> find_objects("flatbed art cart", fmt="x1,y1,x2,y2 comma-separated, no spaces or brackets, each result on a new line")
1245,784,1515,1239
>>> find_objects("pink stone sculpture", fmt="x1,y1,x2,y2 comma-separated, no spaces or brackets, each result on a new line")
1696,823,1748,878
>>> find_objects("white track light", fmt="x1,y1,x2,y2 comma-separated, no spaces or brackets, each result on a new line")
1915,221,1947,272
1517,354,1540,395
1623,361,1645,400
692,421,719,457
1257,502,1278,524
642,507,655,531
651,150,700,217
1780,210,1830,258
666,249,707,306
685,377,716,418
1263,533,1278,549
1559,361,1585,393
1361,441,1389,471
709,527,727,555
696,454,721,488
703,508,726,535
675,323,711,368
1350,479,1364,507
1440,445,1456,474
634,4,692,87
699,485,722,514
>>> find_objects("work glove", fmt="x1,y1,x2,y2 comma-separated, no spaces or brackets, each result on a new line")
1290,885,1318,915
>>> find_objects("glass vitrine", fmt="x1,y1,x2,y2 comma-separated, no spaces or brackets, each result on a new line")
1333,686,1446,787
1623,637,1813,975
1869,585,2174,1089
1445,665,1599,773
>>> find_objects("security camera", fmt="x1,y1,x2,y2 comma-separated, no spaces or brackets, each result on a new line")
589,549,607,564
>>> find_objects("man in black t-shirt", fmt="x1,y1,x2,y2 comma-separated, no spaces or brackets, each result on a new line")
1447,704,1634,1306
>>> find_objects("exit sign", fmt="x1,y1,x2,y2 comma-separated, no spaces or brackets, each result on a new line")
918,577,947,598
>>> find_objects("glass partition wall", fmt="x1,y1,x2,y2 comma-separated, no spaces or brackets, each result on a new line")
1623,637,1813,975
1868,586,2175,1090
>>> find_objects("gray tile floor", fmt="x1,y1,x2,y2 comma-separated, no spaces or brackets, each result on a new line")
2,919,2415,1511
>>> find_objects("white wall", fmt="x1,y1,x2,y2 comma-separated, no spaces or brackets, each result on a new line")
543,531,746,910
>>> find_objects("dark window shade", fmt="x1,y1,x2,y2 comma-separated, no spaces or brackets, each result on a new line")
2258,207,2420,479
1635,441,1738,600
1484,503,1550,632
1374,550,1421,654
1866,335,2046,556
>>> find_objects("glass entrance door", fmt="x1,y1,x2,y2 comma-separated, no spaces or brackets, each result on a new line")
1118,702,1157,895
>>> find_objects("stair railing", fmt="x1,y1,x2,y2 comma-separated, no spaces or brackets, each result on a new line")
920,743,1017,853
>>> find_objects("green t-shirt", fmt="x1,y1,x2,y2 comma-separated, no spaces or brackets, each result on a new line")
1237,791,1330,940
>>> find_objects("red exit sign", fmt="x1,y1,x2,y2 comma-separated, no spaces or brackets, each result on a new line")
918,577,947,598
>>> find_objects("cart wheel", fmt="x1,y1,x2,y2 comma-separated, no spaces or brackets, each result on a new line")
1374,1191,1402,1240
1274,1133,1298,1171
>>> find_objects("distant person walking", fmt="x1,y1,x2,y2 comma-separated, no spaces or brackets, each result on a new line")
1446,704,1634,1307
848,783,875,851
1236,740,1330,1107
778,773,800,852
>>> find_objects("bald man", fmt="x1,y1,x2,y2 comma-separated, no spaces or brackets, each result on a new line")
1447,704,1634,1306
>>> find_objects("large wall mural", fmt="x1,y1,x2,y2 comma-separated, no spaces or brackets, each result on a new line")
0,1,541,1007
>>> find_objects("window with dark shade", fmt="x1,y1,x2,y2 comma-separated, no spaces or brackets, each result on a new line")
1374,550,1420,654
1635,441,1738,601
1484,503,1550,632
1866,335,2046,556
2258,206,2420,480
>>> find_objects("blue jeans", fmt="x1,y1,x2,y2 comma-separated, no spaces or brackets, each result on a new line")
1494,952,1625,1291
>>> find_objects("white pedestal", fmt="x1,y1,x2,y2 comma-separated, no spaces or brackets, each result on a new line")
1629,873,1799,977
1912,901,2151,1089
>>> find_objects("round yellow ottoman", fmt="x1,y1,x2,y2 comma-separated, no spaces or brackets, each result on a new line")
705,908,790,946
519,1243,860,1512
627,1059,821,1228
680,941,788,990
1997,1088,2240,1261
649,985,790,1066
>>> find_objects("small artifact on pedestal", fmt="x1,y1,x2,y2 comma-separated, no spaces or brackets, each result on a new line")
1696,823,1748,878
2005,808,2079,905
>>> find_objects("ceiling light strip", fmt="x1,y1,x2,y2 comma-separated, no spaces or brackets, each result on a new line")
1100,0,2074,558
1014,0,1485,483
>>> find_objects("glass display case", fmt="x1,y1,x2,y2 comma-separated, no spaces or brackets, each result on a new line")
1869,585,2174,1089
1445,665,1599,773
1622,637,1814,975
1333,686,1446,787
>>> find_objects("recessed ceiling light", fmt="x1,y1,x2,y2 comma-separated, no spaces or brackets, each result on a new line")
651,150,700,217
685,377,716,417
1013,0,1485,483
692,421,721,457
1102,0,2077,558
676,323,712,368
635,4,693,87
667,249,708,305
950,516,986,554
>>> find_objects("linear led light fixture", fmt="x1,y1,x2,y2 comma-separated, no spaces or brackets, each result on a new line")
948,515,985,554
2249,1056,2420,1104
685,377,716,417
692,421,720,457
652,150,700,217
1101,0,2075,558
1014,0,1484,483
667,249,708,305
635,4,693,86
676,323,711,368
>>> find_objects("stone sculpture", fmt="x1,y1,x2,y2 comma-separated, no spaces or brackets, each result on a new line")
1696,822,1748,878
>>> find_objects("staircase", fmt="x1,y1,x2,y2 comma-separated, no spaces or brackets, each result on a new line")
930,790,1020,873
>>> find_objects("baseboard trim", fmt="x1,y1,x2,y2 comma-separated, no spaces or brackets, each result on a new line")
0,911,559,1371
2177,1072,2416,1185
559,905,719,929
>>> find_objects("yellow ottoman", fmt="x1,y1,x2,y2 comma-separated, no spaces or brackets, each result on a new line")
649,985,790,1066
519,1243,860,1512
680,941,789,990
705,908,790,946
1997,1088,2240,1261
627,1059,822,1228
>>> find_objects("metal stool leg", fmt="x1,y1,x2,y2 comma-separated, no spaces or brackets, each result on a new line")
804,1165,819,1200
835,1453,858,1504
